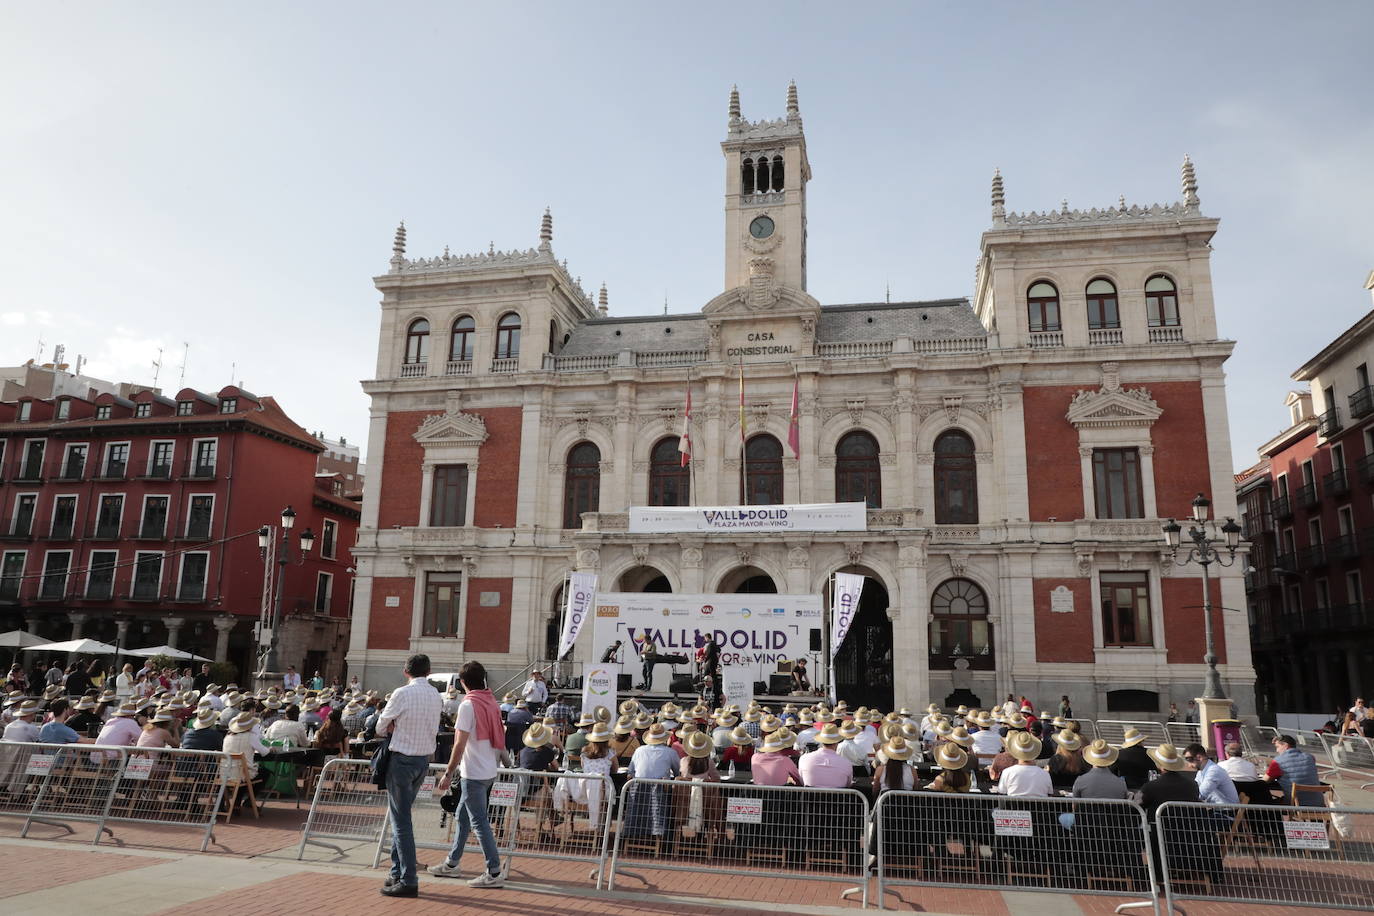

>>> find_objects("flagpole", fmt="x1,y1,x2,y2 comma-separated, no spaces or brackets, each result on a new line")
686,368,696,506
738,354,747,504
825,573,835,704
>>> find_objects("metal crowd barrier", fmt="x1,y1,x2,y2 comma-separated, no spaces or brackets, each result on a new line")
1156,800,1374,911
1317,733,1374,778
373,765,614,885
297,757,390,858
1240,724,1279,757
1095,720,1170,746
873,790,1157,912
607,778,871,907
1073,718,1098,740
0,741,227,851
1165,722,1202,747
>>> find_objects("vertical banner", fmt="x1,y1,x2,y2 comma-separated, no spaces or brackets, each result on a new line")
722,662,753,707
830,572,865,659
581,662,616,720
558,572,598,660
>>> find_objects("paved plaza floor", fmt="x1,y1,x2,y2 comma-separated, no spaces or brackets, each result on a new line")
0,771,1369,916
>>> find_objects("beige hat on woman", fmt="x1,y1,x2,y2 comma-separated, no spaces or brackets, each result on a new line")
1083,739,1119,768
1053,728,1083,751
936,743,969,770
587,722,614,743
884,737,915,762
1149,742,1189,772
522,723,553,748
729,725,753,746
1120,727,1147,748
761,728,794,753
643,723,671,745
113,701,140,717
228,713,259,733
683,731,713,758
613,715,635,735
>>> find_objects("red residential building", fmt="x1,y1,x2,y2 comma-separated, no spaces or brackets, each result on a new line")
0,383,358,682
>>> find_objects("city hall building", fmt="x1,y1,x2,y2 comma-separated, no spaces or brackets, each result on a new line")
348,85,1250,718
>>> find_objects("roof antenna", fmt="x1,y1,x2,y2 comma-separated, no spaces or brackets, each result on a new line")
151,347,163,387
35,335,45,362
664,293,669,315
885,282,890,305
230,361,236,387
178,342,190,386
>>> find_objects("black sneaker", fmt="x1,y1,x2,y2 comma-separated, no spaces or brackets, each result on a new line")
380,883,418,898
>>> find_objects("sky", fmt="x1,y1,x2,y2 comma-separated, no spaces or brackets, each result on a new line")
1,2,1371,471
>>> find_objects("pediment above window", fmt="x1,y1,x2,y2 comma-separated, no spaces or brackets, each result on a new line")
1066,387,1161,429
413,410,488,447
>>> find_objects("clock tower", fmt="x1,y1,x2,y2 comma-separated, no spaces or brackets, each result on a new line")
722,82,811,294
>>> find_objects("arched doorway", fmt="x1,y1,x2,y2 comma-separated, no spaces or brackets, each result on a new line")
616,565,672,593
716,566,778,594
831,572,893,711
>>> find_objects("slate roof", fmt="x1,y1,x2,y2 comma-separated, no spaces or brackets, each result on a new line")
558,297,983,356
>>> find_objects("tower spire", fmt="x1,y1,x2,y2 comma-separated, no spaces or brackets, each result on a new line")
1181,154,1199,208
786,80,799,120
539,207,553,250
728,84,741,123
597,282,608,316
389,220,407,270
990,168,1005,224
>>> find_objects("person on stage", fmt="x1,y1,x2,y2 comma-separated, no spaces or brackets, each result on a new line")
637,636,659,690
791,659,811,693
601,640,623,664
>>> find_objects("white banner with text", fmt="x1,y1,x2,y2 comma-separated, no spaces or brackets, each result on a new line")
627,502,868,534
558,572,598,660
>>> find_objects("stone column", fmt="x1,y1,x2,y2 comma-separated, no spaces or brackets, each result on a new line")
678,541,705,593
164,616,185,650
894,382,917,509
25,616,43,638
893,541,928,707
115,618,130,654
68,612,87,640
213,616,235,663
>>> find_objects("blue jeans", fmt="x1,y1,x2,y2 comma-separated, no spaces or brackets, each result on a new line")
386,753,430,886
445,776,502,876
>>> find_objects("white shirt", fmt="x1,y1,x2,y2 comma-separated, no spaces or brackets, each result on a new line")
115,672,135,698
223,730,269,779
521,679,548,704
972,730,1004,757
794,726,819,751
997,763,1054,797
283,672,301,690
3,719,39,742
265,719,308,746
1351,705,1369,722
838,739,868,766
455,698,501,781
851,728,880,757
376,677,442,757
1218,756,1259,781
205,693,225,710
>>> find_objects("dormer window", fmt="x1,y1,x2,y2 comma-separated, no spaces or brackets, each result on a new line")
18,402,31,423
135,403,151,418
220,398,237,414
177,401,194,416
55,399,70,420
95,406,111,420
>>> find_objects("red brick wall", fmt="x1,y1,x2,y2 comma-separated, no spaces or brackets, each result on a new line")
378,411,428,528
1022,381,1210,522
1032,578,1094,662
474,407,522,528
464,576,512,653
1162,577,1225,664
367,576,414,650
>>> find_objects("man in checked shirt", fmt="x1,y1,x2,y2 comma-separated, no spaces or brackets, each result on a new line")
376,654,443,898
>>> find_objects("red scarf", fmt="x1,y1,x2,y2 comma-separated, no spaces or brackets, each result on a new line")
463,688,505,745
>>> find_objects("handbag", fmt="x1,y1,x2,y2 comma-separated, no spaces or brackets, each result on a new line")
370,736,392,789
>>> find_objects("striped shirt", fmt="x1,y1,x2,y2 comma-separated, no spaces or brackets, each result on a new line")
377,677,443,757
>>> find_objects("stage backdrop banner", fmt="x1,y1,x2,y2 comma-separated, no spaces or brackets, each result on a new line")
592,592,823,690
627,502,867,534
581,663,616,719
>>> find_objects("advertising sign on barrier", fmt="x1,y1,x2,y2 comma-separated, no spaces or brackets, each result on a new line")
992,809,1033,836
1282,820,1330,849
726,797,763,824
490,782,518,807
124,756,153,780
418,776,435,799
23,754,54,777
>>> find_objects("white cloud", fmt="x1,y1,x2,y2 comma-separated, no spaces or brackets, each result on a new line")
0,313,25,326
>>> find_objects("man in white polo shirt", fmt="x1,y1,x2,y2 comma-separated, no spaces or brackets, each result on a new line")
376,654,442,898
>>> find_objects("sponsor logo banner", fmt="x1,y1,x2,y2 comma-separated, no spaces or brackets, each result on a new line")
992,810,1033,837
628,502,868,533
726,797,763,824
582,664,616,720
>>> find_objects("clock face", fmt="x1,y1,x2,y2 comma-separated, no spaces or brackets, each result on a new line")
749,216,775,239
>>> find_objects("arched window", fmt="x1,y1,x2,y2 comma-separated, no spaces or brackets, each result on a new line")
648,436,690,506
835,431,881,507
1027,282,1060,332
404,319,430,364
1145,275,1180,327
741,434,783,505
1085,279,1119,330
562,442,600,529
495,312,521,359
756,157,771,193
929,578,992,669
934,430,978,524
449,316,474,362
741,158,755,195
771,156,785,192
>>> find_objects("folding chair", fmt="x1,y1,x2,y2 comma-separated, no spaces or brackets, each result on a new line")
219,754,259,822
1289,783,1343,855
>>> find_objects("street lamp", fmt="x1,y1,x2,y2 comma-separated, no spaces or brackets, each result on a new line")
256,504,314,680
1162,492,1242,699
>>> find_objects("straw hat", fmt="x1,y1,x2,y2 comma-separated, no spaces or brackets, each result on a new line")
263,698,282,711
729,725,753,746
797,710,815,726
762,729,794,753
593,705,612,724
813,709,835,724
934,720,954,739
659,701,680,718
716,713,740,728
74,696,98,711
936,743,968,770
1053,728,1083,751
1120,728,1147,748
631,713,653,730
445,686,459,698
925,703,940,715
759,714,782,734
643,723,671,745
613,715,635,735
575,712,596,728
228,713,259,733
514,699,527,709
1149,743,1189,772
150,710,175,724
113,701,140,717
880,722,902,742
587,722,613,743
98,690,117,704
742,708,762,724
680,722,699,736
955,705,969,716
342,701,364,718
523,723,553,748
814,724,843,745
839,720,863,740
224,691,243,706
43,684,63,700
1083,739,1119,768
301,698,321,712
1006,712,1028,730
1005,730,1043,761
947,727,974,748
683,731,713,758
971,710,994,729
1051,716,1068,729
884,737,915,762
689,703,709,718
13,699,40,718
618,699,639,716
502,693,516,703
193,707,219,728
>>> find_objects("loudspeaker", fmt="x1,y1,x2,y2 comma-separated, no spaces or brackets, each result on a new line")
617,674,633,692
768,674,792,695
670,675,694,694
809,628,822,651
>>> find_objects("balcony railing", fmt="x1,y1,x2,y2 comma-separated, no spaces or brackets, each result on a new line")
1271,495,1293,520
1326,533,1359,561
6,519,34,539
1324,468,1350,498
0,580,19,602
1242,512,1273,539
15,465,44,482
182,461,216,479
143,462,173,479
131,582,161,601
1087,328,1123,346
1028,331,1064,349
1274,552,1297,574
399,361,427,378
1357,453,1374,485
1296,482,1319,509
49,522,74,541
92,522,122,540
38,577,68,600
1296,544,1327,570
97,463,126,480
84,580,114,600
57,462,85,480
1349,386,1374,420
1318,407,1343,438
1308,603,1371,633
444,359,472,376
177,582,206,602
491,358,520,373
184,519,212,540
1147,326,1185,344
138,522,166,540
